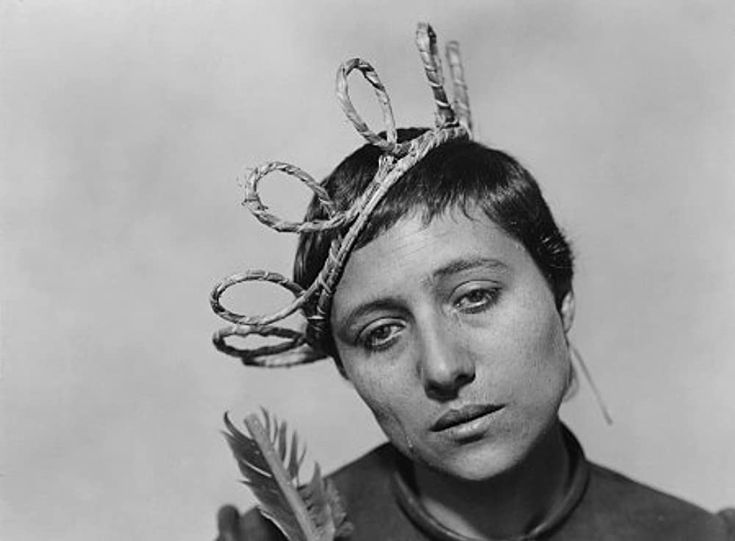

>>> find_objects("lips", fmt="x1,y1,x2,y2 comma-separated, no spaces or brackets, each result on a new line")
430,403,504,432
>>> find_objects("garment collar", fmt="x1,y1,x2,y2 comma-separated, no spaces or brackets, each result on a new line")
391,424,590,541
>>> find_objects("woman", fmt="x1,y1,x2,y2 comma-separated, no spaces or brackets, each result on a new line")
212,24,734,541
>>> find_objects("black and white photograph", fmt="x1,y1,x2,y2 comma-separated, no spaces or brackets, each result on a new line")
2,2,735,540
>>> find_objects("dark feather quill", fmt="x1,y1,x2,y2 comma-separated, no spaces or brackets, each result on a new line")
223,410,353,541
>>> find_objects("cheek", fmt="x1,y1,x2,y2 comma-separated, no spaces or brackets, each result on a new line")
517,315,570,406
349,368,401,422
483,303,571,404
346,365,418,443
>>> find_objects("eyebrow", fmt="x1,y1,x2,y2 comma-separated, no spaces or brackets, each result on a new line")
428,256,508,283
337,256,508,335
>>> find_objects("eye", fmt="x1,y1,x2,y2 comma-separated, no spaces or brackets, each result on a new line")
359,321,404,352
453,286,500,314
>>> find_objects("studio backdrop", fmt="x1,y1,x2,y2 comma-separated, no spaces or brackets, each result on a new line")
1,2,734,540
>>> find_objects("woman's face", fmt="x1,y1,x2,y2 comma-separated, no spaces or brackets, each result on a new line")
330,206,574,481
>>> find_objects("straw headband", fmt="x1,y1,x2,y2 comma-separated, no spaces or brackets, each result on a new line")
210,23,473,367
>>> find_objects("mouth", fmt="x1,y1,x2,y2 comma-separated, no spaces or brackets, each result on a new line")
430,403,505,433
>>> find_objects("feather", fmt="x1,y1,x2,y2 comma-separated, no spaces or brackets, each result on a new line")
223,410,353,541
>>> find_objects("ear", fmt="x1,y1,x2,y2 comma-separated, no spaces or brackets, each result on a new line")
559,290,575,334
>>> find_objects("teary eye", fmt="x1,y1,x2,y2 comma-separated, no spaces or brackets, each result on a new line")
359,322,403,352
454,287,499,314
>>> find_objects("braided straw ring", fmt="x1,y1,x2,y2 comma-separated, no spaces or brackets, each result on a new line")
336,58,408,156
210,23,474,367
415,23,455,128
310,126,468,335
242,161,346,234
210,269,306,326
445,41,472,134
212,324,314,367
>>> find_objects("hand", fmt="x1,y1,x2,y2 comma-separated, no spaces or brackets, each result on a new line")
215,505,243,541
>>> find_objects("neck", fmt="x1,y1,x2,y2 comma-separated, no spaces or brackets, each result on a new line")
412,420,570,540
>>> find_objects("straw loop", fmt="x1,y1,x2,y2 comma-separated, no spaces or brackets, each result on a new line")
211,269,307,326
415,23,455,127
213,324,325,367
445,41,472,134
311,125,469,331
211,23,473,367
242,162,346,233
336,58,408,156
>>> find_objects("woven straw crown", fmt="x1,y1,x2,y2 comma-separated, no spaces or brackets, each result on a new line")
210,23,473,368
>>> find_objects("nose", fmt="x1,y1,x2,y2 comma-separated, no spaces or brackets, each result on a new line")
417,318,476,400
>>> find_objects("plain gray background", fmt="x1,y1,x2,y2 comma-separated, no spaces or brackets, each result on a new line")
2,1,734,540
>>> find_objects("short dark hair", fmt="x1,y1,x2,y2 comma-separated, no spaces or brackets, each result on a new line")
294,128,574,366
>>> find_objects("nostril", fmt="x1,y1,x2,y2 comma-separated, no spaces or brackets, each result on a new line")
425,380,459,400
457,371,475,388
423,366,476,400
451,370,476,394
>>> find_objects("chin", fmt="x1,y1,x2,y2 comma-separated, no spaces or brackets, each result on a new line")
418,420,550,483
438,442,525,482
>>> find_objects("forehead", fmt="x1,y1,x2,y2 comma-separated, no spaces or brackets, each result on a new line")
333,207,530,306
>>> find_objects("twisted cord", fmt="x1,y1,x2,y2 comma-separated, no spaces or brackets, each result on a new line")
310,126,468,340
211,22,472,367
415,23,455,127
446,41,472,134
213,324,326,367
210,269,306,327
242,161,346,234
336,58,408,156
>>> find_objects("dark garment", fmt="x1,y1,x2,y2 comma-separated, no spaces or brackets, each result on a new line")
218,430,734,540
